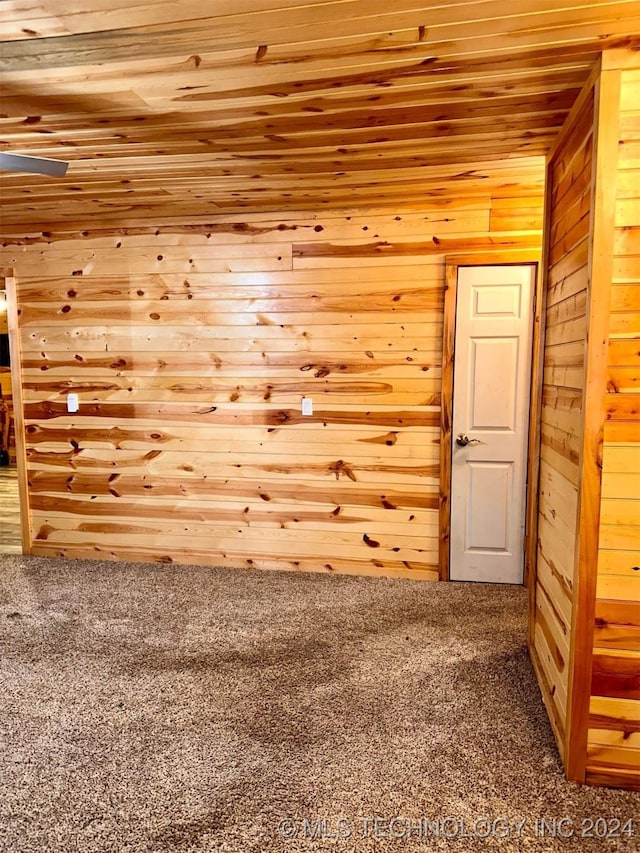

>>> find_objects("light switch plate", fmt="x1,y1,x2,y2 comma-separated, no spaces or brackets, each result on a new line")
67,393,79,413
301,397,313,416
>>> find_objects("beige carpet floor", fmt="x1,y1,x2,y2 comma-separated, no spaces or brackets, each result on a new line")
0,554,637,853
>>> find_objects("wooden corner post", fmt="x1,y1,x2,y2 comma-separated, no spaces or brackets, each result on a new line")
4,272,32,554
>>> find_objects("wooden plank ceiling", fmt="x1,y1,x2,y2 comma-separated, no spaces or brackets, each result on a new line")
1,0,640,227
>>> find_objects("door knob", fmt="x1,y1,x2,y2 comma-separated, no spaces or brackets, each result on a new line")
456,433,482,447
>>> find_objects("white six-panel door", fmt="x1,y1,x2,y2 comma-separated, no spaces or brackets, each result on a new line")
449,265,535,584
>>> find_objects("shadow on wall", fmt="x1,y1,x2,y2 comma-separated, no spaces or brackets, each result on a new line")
0,289,11,466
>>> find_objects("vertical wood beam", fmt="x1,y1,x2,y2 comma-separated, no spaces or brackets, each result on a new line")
526,168,553,647
4,273,32,554
439,263,458,580
565,67,622,783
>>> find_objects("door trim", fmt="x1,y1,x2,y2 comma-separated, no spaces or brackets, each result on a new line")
439,253,542,582
2,269,31,554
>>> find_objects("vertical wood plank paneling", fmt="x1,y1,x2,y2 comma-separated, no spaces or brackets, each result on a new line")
4,273,32,554
0,199,544,580
586,61,640,792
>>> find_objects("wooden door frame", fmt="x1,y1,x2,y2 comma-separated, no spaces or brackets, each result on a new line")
1,268,31,554
439,252,544,583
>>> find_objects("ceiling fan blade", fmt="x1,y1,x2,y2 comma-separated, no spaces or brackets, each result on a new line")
0,152,69,177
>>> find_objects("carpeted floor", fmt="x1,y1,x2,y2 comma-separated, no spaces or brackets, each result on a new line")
0,555,637,853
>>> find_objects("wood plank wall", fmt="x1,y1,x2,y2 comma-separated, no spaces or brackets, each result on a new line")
0,195,542,579
532,89,595,755
587,65,640,790
532,50,639,791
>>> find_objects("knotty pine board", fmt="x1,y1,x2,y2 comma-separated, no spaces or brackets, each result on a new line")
0,197,544,578
3,4,640,227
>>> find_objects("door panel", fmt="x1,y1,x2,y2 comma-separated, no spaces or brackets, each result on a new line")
472,283,523,318
469,337,519,429
450,265,535,584
465,462,512,552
